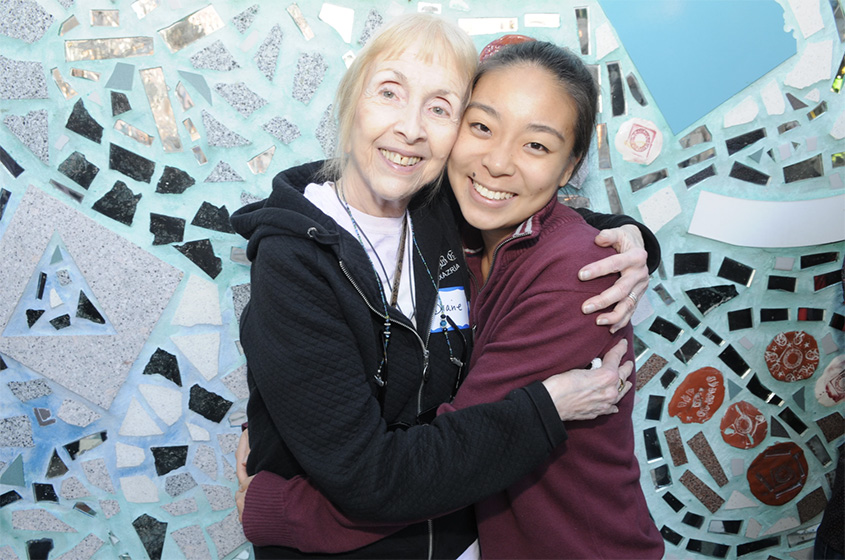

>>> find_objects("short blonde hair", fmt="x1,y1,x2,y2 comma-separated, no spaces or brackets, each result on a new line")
322,14,477,181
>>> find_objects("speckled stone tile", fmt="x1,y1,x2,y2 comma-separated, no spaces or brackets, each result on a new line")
206,510,247,559
201,111,250,147
57,399,100,427
53,533,104,560
358,9,383,45
172,525,213,560
0,415,35,447
0,186,182,408
222,365,248,400
232,4,259,33
82,458,115,493
0,55,48,99
190,40,239,71
194,444,217,480
165,472,198,497
0,545,19,559
262,116,300,144
254,24,282,81
162,496,199,516
316,104,336,157
217,433,239,455
0,0,54,44
205,161,244,183
100,499,120,519
60,476,90,499
12,509,76,532
8,378,52,401
292,52,327,104
3,109,49,163
121,475,159,503
201,484,234,511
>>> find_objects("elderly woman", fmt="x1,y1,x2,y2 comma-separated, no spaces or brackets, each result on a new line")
231,14,659,559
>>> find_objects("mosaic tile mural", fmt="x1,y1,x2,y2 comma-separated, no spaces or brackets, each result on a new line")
0,0,842,558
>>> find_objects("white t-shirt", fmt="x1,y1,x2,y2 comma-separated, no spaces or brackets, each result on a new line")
304,182,417,325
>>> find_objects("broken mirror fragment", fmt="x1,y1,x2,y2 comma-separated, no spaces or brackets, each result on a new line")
27,539,53,560
139,67,182,153
33,483,58,502
786,92,807,109
626,73,647,106
678,148,716,168
702,327,724,346
645,395,664,421
660,368,679,389
747,442,808,506
158,5,224,53
149,214,185,246
761,308,789,322
596,124,612,169
50,314,71,330
59,15,79,35
575,8,589,54
663,492,684,512
0,145,25,177
92,181,141,226
133,513,168,560
729,161,770,185
65,99,103,143
831,313,845,331
650,464,671,490
287,3,315,41
833,152,845,168
629,169,668,192
49,179,84,203
682,512,705,528
26,309,45,327
718,345,750,377
143,348,182,386
747,374,783,405
805,435,832,466
193,146,208,165
674,252,709,275
652,283,674,305
91,10,120,27
728,308,753,331
191,202,236,233
807,101,827,120
814,269,842,291
114,120,154,146
188,384,233,423
603,178,623,214
64,431,108,460
76,292,105,324
174,239,222,279
726,128,766,155
778,120,801,135
708,520,742,535
660,526,683,546
801,251,839,268
679,125,712,149
685,285,739,315
648,316,682,342
606,62,625,116
46,450,69,478
778,407,809,435
643,427,662,462
151,446,188,476
686,539,729,558
292,52,328,104
248,146,276,174
797,308,825,322
675,338,703,364
768,275,797,292
176,83,194,111
718,257,755,286
679,470,723,514
109,143,155,183
183,118,200,141
36,272,47,299
784,154,824,183
0,491,22,507
684,164,716,188
58,151,99,189
51,67,78,99
156,166,196,194
73,502,96,516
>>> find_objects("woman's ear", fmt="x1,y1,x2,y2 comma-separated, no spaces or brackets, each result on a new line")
558,156,581,188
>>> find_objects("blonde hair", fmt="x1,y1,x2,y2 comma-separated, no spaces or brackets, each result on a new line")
321,14,477,181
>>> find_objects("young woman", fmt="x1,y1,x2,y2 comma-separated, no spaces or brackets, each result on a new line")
231,16,660,559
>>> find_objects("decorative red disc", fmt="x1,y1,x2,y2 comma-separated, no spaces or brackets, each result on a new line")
668,367,725,424
764,331,819,382
747,442,808,506
720,401,767,449
479,34,536,62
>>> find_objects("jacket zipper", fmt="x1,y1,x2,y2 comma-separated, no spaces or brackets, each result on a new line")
467,231,531,296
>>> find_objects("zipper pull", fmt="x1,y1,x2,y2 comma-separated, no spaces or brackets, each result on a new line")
422,348,430,382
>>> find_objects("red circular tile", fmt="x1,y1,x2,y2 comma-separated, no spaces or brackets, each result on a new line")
720,401,767,449
764,330,819,382
747,442,808,506
479,34,536,61
668,366,725,424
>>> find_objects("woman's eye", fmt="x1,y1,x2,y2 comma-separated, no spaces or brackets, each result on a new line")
432,106,446,116
528,142,549,153
381,89,396,99
470,122,491,134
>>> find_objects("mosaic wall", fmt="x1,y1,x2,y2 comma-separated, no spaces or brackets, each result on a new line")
0,0,842,558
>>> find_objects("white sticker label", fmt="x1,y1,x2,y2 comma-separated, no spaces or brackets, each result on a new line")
430,287,469,333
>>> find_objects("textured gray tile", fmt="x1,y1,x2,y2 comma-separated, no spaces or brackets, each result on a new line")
8,379,52,401
3,109,49,163
201,484,234,510
53,534,105,560
0,55,48,99
57,399,101,427
0,0,54,43
172,525,213,560
12,509,76,532
254,25,282,81
231,4,258,33
100,499,120,519
190,40,239,71
82,458,115,494
204,161,243,183
201,111,250,147
60,476,90,499
162,496,199,516
222,364,248,400
193,444,217,480
0,415,35,447
262,117,300,144
292,52,327,104
206,510,246,559
214,82,267,118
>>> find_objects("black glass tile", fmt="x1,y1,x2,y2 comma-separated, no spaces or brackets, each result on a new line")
662,492,684,512
677,306,701,328
814,269,842,291
801,252,839,268
761,308,789,322
143,348,182,386
778,407,808,435
747,374,783,406
778,120,801,134
175,239,222,279
768,275,797,292
46,449,68,478
784,154,824,183
149,213,186,246
717,257,754,286
708,520,742,534
686,285,739,315
678,147,716,169
650,464,671,490
718,345,750,377
674,338,702,364
74,502,96,516
646,395,665,421
76,291,105,324
660,525,683,546
626,73,647,105
64,431,108,460
684,164,716,188
49,179,84,203
57,151,99,189
50,314,71,330
92,181,141,226
660,368,679,389
798,307,825,321
0,189,10,224
0,145,24,177
832,313,845,331
674,252,709,275
36,272,47,299
652,283,675,305
192,202,236,233
702,327,724,345
786,92,807,109
682,512,705,528
630,169,668,192
643,427,662,461
607,62,625,116
26,309,45,327
151,446,188,476
729,161,770,185
649,316,682,342
27,539,54,560
33,482,58,502
156,165,196,194
111,91,132,116
770,416,788,437
65,99,103,143
0,355,6,370
737,537,779,557
0,490,22,507
603,177,621,210
189,384,233,423
686,539,729,558
806,434,832,466
726,128,766,155
727,308,753,331
679,125,712,149
808,101,828,120
132,514,167,560
109,143,155,183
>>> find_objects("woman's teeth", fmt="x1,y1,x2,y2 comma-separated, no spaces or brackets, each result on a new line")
380,149,421,166
473,180,514,201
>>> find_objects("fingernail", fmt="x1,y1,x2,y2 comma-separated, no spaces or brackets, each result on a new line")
583,304,596,314
596,317,607,325
579,270,591,280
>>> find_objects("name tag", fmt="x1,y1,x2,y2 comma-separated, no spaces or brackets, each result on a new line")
430,287,470,333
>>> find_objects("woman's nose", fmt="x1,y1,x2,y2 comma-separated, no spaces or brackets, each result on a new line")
482,141,515,176
394,108,426,144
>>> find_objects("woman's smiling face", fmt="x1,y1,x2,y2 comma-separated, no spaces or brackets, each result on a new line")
447,64,579,247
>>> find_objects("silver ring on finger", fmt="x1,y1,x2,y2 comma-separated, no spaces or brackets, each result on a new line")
626,291,638,305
